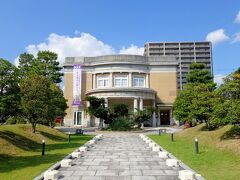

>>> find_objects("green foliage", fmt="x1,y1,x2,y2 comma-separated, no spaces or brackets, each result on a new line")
113,104,128,117
0,58,21,123
108,117,133,131
85,96,108,128
16,117,27,124
18,51,63,83
48,84,68,127
187,62,214,85
212,68,240,127
173,85,194,123
189,84,216,129
85,96,108,120
6,117,16,125
131,109,151,127
20,75,51,133
173,62,216,129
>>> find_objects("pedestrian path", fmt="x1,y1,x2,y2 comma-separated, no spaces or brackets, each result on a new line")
58,133,181,180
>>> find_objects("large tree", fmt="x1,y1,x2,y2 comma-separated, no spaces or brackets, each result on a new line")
20,75,51,133
173,62,216,129
0,59,20,123
212,68,240,126
18,51,63,83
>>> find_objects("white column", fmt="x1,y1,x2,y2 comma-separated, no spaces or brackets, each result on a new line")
109,72,113,87
146,73,149,88
139,98,143,110
105,98,108,108
93,74,96,89
129,72,132,87
133,98,138,112
152,100,156,127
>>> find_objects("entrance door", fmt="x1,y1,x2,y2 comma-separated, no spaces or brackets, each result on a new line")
160,110,170,125
74,111,82,125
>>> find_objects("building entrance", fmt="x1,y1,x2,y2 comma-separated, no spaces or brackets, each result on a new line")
160,110,170,125
74,111,82,125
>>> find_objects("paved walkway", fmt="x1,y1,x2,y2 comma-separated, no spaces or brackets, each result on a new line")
58,133,181,180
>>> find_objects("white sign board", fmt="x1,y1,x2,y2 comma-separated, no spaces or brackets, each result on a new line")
72,64,82,106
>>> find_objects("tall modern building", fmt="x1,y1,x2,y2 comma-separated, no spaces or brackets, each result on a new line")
144,42,212,89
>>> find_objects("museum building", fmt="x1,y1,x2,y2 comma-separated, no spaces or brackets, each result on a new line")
63,54,178,127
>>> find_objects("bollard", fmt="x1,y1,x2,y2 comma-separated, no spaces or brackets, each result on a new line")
195,138,199,154
171,133,174,142
159,129,161,136
42,139,45,156
68,132,71,143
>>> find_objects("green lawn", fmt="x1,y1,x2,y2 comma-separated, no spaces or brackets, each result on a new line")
0,124,93,180
148,126,240,180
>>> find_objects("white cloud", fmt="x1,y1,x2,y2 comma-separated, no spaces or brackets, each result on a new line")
214,74,226,86
14,56,20,67
119,44,144,55
24,33,115,65
234,10,240,23
232,32,240,43
206,29,230,45
14,32,144,66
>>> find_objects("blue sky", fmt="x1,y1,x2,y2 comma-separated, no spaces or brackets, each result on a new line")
0,0,240,84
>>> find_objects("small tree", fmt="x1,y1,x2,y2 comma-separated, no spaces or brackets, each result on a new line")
20,75,51,133
189,84,216,129
132,109,151,128
48,84,68,127
85,96,108,129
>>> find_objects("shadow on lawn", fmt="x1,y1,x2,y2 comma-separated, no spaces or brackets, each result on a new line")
221,125,240,140
38,130,67,141
0,131,41,151
0,153,66,173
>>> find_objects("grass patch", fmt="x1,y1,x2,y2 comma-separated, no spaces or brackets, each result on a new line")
148,125,240,180
0,124,93,180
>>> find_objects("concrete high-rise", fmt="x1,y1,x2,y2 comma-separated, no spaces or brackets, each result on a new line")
144,42,212,89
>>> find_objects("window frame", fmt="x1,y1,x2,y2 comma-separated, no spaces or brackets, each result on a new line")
114,74,128,87
97,75,109,88
132,75,145,87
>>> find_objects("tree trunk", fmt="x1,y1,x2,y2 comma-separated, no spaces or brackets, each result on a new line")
204,119,210,130
99,119,103,129
32,122,36,133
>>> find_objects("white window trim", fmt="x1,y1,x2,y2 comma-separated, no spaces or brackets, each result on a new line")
114,75,128,87
74,111,83,126
97,75,109,88
133,75,145,87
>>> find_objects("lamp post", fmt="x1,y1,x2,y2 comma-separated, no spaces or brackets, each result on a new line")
42,139,45,156
195,138,199,154
68,131,71,143
171,133,174,142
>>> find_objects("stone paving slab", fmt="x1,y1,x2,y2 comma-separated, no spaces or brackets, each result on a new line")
58,133,181,180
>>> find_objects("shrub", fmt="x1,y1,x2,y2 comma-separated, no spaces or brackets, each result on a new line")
16,117,27,124
6,117,16,124
131,109,151,127
113,104,128,117
108,117,133,131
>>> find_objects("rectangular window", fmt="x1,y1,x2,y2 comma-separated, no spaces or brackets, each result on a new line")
133,76,145,87
97,75,109,88
114,75,128,87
